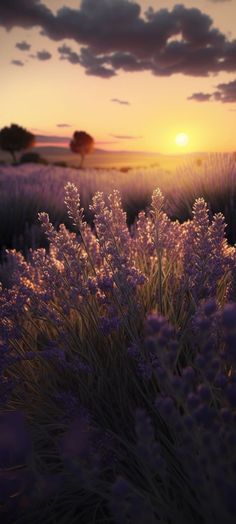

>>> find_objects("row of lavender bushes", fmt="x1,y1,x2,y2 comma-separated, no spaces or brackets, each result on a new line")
1,182,236,523
0,154,236,259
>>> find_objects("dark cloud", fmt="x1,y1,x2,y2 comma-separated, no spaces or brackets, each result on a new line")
58,44,80,64
11,59,24,66
58,45,115,77
111,98,130,105
188,92,212,102
189,78,236,103
213,79,236,102
57,123,72,128
1,1,236,78
15,40,31,51
108,52,149,73
0,0,53,30
84,64,115,78
111,134,142,139
36,50,52,61
78,47,115,77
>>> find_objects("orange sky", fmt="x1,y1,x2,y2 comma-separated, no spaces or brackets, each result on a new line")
0,0,236,154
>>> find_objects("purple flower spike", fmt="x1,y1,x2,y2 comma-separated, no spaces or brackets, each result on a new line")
226,384,236,408
0,411,32,469
222,304,236,329
146,315,166,334
182,367,196,385
193,404,215,427
204,300,217,317
112,476,130,498
197,384,211,402
62,412,90,463
187,393,200,410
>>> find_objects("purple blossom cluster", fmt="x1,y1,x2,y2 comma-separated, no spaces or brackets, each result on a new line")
0,184,236,523
128,309,236,522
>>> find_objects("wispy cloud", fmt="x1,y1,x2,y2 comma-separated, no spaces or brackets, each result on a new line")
111,99,130,106
56,123,72,128
207,1,232,3
11,59,24,66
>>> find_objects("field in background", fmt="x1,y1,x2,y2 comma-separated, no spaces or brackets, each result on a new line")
0,153,236,259
0,146,208,171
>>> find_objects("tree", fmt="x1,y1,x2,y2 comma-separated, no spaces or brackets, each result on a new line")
70,131,94,168
20,152,47,165
0,124,35,163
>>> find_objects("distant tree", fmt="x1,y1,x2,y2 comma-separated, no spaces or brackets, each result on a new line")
70,131,94,168
0,123,35,162
20,152,47,165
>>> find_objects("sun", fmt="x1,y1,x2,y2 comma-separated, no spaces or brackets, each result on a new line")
175,132,189,147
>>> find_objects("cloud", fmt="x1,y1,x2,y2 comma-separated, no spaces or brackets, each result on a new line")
188,92,212,102
56,123,72,128
58,44,80,64
78,47,115,78
1,1,236,78
111,134,142,139
0,0,53,30
111,98,130,105
36,50,52,61
11,59,24,66
213,79,236,102
58,45,115,77
15,40,31,51
189,78,236,103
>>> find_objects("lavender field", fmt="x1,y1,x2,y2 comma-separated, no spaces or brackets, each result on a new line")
1,156,236,523
0,154,236,258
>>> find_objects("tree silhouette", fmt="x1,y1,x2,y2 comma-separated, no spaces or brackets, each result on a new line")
0,124,35,162
70,131,94,168
20,152,47,165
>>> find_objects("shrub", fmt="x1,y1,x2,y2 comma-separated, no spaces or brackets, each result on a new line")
0,185,235,523
20,152,47,165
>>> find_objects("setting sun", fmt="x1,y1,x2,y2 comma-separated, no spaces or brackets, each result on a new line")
175,133,189,147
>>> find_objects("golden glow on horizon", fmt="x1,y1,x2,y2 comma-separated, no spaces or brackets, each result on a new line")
175,132,189,147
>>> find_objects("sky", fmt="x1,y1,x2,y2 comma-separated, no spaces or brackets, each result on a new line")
0,0,236,154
